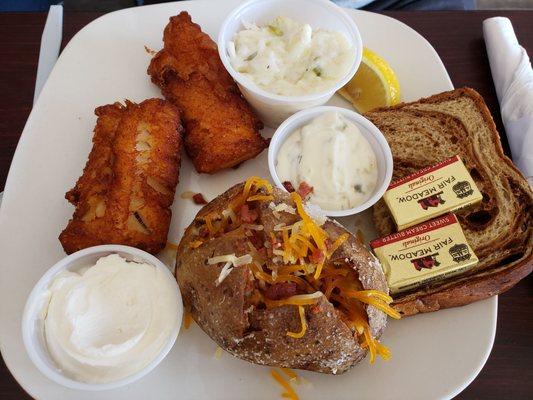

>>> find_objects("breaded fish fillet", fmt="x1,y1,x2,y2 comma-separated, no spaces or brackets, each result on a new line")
59,98,183,254
148,11,267,174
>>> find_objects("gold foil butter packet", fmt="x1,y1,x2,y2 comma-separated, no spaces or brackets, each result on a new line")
383,155,483,230
370,214,478,295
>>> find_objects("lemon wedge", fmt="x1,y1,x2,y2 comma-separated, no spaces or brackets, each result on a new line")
338,47,401,113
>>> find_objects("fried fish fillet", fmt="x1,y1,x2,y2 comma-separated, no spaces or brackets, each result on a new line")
59,98,183,254
148,11,267,174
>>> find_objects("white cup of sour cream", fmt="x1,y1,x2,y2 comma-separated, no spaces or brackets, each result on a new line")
268,106,393,217
22,245,182,391
218,0,362,127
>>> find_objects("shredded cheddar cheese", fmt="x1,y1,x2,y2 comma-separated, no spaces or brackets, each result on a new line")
343,289,401,319
242,176,273,202
328,233,349,256
196,177,274,239
166,241,179,250
214,346,223,359
271,369,299,400
208,254,253,286
192,176,399,364
189,240,203,249
204,214,216,235
313,261,325,280
280,367,299,382
264,292,322,308
247,194,274,202
286,306,307,339
184,311,192,329
331,289,395,363
290,192,327,250
250,262,308,287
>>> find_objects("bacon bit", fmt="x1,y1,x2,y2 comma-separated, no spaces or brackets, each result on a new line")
264,282,298,300
257,247,268,259
244,272,255,295
240,204,258,223
283,181,295,192
198,226,209,238
192,193,208,205
248,229,264,249
235,239,249,254
297,181,313,199
310,304,322,314
309,249,325,265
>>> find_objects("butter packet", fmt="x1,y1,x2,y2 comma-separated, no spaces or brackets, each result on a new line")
383,155,483,230
370,214,478,295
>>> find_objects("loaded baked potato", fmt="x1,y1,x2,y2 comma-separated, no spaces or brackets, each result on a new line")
176,177,399,374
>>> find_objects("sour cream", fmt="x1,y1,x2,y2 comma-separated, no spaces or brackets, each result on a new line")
42,254,179,383
228,16,353,96
276,112,378,211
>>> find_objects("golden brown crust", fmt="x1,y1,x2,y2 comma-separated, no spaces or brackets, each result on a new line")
59,98,183,254
175,183,388,373
366,87,532,316
147,12,267,174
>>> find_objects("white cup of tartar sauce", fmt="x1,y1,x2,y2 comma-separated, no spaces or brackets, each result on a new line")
22,245,182,391
218,0,362,127
268,106,393,217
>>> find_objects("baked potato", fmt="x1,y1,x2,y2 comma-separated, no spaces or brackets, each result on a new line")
176,178,399,374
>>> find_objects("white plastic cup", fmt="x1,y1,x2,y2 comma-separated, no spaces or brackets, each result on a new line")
22,245,182,391
268,106,394,217
218,0,363,127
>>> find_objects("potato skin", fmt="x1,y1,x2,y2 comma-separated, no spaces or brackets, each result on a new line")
176,184,388,374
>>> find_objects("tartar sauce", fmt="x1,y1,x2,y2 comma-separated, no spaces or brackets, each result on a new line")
276,112,378,211
228,16,353,96
42,254,179,383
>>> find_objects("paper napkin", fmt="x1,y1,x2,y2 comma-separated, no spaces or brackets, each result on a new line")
483,17,533,185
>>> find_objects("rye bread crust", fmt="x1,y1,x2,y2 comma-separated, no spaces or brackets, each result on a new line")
176,184,388,373
365,88,532,316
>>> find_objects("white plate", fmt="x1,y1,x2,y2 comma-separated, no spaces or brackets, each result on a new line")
0,1,496,399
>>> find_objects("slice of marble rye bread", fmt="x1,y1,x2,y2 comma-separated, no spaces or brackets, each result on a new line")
365,87,532,316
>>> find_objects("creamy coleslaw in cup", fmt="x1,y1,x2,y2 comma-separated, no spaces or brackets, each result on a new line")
218,0,362,127
228,16,354,96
